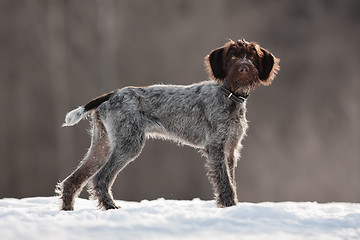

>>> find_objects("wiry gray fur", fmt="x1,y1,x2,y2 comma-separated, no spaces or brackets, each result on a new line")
57,39,279,210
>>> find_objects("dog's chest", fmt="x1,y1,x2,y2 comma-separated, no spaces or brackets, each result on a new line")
228,105,248,137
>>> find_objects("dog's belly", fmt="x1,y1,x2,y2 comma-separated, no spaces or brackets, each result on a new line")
144,120,207,149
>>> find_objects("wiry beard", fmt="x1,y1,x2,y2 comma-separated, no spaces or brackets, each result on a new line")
226,75,259,94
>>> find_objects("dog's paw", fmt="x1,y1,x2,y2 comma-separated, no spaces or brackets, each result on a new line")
61,205,74,211
103,204,121,210
216,196,237,208
100,199,121,210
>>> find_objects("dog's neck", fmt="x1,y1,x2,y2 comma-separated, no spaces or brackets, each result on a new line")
220,81,249,104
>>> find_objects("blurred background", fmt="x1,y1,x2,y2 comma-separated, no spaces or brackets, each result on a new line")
0,0,359,202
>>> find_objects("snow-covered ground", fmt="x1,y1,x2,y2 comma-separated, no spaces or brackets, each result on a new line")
1,197,360,240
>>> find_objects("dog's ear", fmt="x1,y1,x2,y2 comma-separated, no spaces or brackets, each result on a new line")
258,47,280,85
205,47,226,81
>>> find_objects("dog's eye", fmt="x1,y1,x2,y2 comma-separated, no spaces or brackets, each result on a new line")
231,55,237,60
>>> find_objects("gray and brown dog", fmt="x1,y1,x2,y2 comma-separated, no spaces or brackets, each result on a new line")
57,39,279,210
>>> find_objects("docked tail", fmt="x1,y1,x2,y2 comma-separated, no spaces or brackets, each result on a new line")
62,91,115,127
62,106,86,127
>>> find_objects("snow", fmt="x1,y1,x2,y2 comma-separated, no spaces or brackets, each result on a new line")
1,197,360,240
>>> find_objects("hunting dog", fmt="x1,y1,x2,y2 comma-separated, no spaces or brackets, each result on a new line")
57,39,279,210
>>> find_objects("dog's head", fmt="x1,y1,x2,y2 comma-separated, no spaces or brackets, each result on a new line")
205,39,280,93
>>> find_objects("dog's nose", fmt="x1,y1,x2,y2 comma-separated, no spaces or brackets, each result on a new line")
239,65,249,73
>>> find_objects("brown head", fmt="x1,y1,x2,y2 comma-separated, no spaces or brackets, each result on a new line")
205,39,280,94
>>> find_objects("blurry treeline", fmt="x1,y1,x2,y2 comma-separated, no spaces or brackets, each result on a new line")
0,0,359,202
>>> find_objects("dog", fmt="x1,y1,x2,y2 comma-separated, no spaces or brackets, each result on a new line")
56,39,279,210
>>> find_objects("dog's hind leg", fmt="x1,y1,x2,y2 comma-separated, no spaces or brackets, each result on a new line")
89,124,145,210
57,113,110,211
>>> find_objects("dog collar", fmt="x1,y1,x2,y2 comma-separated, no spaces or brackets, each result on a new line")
220,82,248,104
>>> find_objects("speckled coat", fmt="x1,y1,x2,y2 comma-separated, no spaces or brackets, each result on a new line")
57,39,279,210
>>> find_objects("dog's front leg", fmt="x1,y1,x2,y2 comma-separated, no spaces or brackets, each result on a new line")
205,144,237,208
